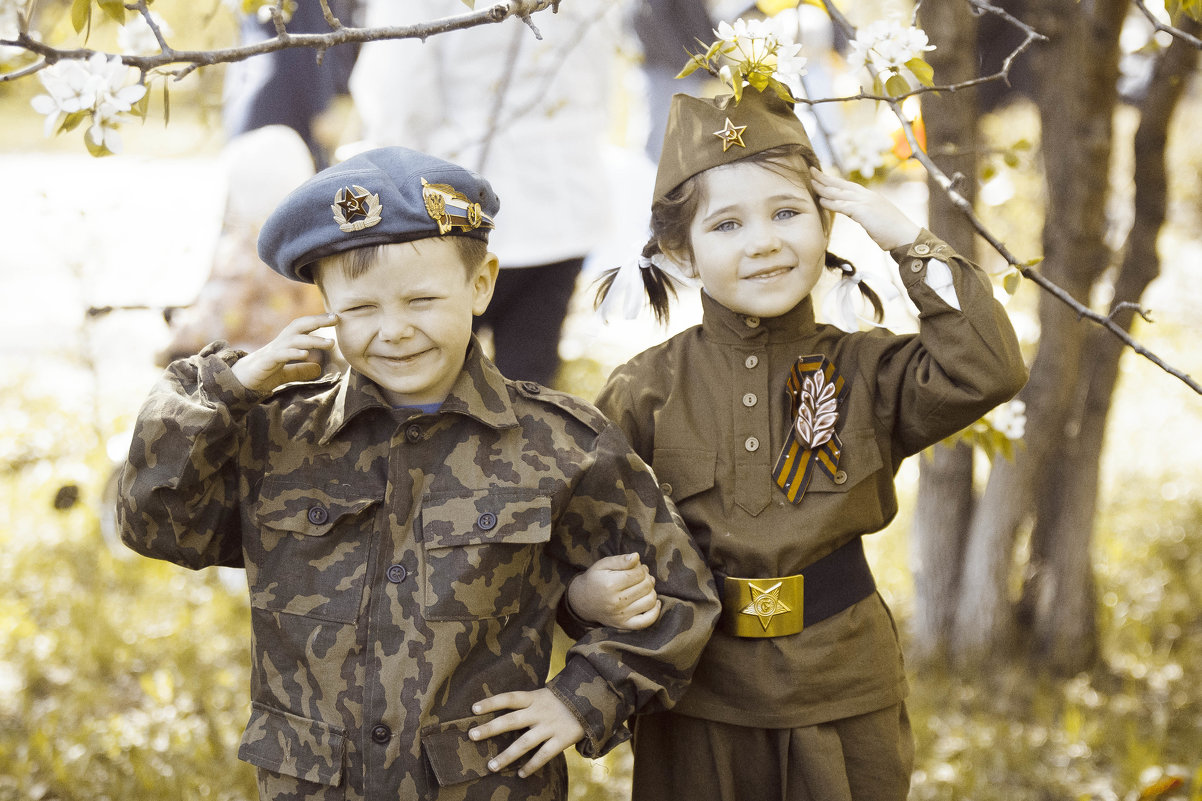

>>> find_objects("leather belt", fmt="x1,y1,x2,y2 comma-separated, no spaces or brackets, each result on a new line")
714,537,876,638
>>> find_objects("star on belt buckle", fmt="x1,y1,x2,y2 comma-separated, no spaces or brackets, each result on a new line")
723,574,805,638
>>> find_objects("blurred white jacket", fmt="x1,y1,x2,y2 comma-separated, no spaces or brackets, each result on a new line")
349,0,625,268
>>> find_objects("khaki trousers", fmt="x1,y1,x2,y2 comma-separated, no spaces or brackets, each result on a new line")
630,704,913,801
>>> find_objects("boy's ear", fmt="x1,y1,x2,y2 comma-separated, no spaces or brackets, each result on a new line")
471,253,500,316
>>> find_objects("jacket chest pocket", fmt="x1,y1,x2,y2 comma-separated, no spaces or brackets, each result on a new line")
249,477,382,624
419,489,551,622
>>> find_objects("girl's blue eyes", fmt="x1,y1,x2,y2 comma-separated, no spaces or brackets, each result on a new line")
712,209,801,232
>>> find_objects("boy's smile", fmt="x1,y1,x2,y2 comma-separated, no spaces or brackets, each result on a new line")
316,239,497,407
681,161,829,319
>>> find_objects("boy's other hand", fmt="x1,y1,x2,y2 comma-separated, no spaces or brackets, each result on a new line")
469,688,585,778
567,553,661,630
231,313,337,393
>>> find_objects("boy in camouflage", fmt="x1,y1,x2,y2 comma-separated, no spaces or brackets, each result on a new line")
117,146,720,801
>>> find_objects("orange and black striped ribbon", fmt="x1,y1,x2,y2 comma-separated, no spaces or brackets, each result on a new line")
772,355,848,504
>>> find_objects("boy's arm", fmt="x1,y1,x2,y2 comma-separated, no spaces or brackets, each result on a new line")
549,422,719,758
118,313,336,568
117,341,264,569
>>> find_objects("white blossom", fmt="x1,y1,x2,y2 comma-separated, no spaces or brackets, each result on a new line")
30,53,147,153
118,12,171,55
989,399,1027,441
832,124,894,177
772,41,808,84
847,18,934,73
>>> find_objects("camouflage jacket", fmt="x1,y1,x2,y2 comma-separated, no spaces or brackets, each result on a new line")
117,339,719,801
596,230,1028,729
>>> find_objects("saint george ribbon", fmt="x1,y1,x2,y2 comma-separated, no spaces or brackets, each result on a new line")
772,355,849,503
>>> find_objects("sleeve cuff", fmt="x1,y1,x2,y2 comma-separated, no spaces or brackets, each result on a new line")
546,657,631,759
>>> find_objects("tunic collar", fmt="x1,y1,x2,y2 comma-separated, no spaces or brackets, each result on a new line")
699,290,818,345
319,337,519,443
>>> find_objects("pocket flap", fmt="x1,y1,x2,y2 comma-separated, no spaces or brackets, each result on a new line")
652,447,717,503
238,703,346,787
255,478,380,536
421,489,551,549
421,715,519,787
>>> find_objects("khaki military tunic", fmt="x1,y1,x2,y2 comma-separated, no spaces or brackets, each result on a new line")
118,340,720,801
595,230,1027,730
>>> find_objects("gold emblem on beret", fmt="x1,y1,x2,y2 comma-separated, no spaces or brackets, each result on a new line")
422,178,494,235
714,118,748,152
332,185,383,232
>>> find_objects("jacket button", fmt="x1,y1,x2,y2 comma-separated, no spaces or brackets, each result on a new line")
307,505,329,525
743,316,760,328
477,512,497,531
742,393,757,408
744,436,759,452
371,724,391,743
833,470,848,485
913,243,931,255
386,564,408,583
744,355,759,369
660,482,673,497
405,424,422,443
909,259,924,273
521,381,541,394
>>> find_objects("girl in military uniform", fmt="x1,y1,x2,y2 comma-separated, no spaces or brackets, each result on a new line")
593,81,1027,800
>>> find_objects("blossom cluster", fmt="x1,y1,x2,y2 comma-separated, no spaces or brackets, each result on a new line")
832,124,896,179
30,53,148,156
847,18,935,74
683,16,807,103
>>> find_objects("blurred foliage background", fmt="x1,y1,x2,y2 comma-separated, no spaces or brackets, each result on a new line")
3,0,1202,799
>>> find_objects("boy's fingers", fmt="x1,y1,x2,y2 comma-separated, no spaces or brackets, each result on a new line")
486,729,543,773
622,600,663,630
592,552,639,571
518,739,565,778
471,691,528,717
287,312,339,334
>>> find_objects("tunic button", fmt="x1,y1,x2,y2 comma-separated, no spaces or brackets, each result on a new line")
744,436,760,452
833,470,848,485
521,381,541,394
405,424,423,443
307,505,329,525
744,355,759,369
371,724,392,744
909,259,924,273
743,316,760,328
660,482,673,497
386,564,408,583
742,393,757,408
477,512,498,531
913,243,931,255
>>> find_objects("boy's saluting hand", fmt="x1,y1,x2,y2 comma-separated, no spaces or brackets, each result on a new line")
231,313,338,393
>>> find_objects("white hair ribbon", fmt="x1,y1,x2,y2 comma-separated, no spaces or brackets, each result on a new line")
821,266,900,333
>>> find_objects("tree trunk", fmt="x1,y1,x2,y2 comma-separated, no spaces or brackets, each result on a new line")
1026,16,1200,669
1020,0,1128,674
910,0,981,664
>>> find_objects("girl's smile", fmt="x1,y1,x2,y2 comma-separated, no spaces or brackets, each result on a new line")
679,160,829,319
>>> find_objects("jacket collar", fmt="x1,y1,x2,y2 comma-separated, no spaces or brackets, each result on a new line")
699,290,818,345
319,337,519,444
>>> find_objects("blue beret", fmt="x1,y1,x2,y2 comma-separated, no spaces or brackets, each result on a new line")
258,146,500,283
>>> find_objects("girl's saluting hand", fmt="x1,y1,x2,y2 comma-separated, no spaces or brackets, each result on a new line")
811,168,921,252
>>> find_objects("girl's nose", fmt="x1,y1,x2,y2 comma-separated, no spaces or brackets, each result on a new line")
746,222,782,257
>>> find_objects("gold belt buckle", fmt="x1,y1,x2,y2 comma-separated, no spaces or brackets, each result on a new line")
722,573,805,638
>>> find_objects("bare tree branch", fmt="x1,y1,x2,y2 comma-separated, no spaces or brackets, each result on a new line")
0,0,559,83
1133,0,1202,48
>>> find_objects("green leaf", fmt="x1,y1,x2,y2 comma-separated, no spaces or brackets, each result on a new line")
459,0,475,8
676,57,704,80
871,75,885,97
70,0,92,35
1003,270,1022,295
58,110,89,134
84,133,112,158
1003,151,1020,168
747,71,769,92
97,0,125,25
131,88,151,121
906,57,935,87
884,72,911,97
162,82,170,126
